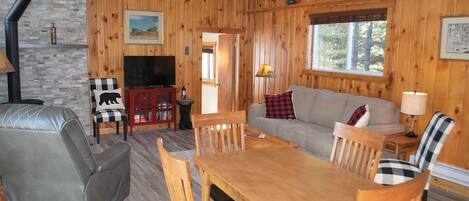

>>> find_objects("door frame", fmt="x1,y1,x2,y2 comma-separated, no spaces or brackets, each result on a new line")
200,31,241,113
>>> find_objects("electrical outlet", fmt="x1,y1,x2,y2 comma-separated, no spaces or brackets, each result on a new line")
184,47,190,55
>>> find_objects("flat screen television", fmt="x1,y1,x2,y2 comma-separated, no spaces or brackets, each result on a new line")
124,56,176,88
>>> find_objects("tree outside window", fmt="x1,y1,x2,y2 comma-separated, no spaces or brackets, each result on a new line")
309,9,388,76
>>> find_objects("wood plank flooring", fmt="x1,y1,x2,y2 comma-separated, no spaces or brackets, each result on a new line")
91,129,468,201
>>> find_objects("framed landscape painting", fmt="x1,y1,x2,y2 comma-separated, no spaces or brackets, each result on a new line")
440,16,469,60
124,10,164,44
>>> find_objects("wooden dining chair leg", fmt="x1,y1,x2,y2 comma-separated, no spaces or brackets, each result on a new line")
200,170,212,201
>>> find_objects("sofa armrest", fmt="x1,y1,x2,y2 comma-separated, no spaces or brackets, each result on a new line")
367,123,406,135
248,103,266,126
94,143,130,172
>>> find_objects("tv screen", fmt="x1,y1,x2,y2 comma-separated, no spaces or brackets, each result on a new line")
124,56,175,88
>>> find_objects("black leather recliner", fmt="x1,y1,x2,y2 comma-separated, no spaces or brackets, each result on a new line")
0,104,131,201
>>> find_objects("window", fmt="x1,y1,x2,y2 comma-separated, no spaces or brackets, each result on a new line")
309,9,388,76
202,43,216,82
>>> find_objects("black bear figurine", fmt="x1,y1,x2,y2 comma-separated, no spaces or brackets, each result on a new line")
99,92,121,105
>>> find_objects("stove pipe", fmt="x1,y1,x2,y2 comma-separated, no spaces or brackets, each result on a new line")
4,0,31,102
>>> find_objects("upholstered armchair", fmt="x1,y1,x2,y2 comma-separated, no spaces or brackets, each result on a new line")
0,104,131,201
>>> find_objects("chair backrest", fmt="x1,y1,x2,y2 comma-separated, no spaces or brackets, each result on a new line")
89,78,118,113
156,138,194,201
191,111,246,156
413,112,455,171
330,122,385,181
0,104,96,201
356,170,430,201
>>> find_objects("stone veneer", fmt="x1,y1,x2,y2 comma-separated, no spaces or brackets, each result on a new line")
0,0,90,133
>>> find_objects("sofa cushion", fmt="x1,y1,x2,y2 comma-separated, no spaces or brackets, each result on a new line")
290,85,319,122
252,117,302,136
341,95,397,125
305,131,335,159
310,90,348,128
277,122,333,150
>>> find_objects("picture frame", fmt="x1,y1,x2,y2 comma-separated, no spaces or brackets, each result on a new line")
440,16,469,60
124,10,164,44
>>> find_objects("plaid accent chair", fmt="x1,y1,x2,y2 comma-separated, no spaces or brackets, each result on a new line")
90,78,128,144
374,112,455,199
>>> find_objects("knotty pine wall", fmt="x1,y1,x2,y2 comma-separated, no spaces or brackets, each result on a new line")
88,0,468,169
246,0,469,169
87,0,250,117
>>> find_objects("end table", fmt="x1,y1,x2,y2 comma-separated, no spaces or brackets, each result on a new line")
177,99,194,130
384,133,420,160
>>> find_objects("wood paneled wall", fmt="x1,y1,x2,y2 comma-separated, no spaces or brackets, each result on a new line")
89,0,468,169
246,0,469,169
87,0,250,116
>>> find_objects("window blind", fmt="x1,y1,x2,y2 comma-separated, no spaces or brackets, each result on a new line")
310,8,387,25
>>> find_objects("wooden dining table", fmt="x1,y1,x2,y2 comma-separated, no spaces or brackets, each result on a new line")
194,147,380,201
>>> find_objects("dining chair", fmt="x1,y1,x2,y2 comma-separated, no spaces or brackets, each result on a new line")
157,138,233,201
330,122,386,181
191,111,246,156
157,137,195,201
374,112,455,201
356,170,430,201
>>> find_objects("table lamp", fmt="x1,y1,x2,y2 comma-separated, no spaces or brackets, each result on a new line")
0,49,15,73
255,64,275,77
401,91,428,137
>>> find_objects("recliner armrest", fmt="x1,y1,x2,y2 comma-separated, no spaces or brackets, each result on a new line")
94,143,130,172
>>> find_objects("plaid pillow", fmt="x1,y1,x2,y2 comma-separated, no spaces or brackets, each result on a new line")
264,91,296,119
347,104,370,127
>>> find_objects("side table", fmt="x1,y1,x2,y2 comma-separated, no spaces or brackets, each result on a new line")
384,133,420,160
177,99,194,130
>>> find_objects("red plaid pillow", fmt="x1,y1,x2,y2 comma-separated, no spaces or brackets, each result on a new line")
347,104,370,127
264,91,296,119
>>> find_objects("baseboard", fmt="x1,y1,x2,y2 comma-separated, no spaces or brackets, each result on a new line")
432,162,469,187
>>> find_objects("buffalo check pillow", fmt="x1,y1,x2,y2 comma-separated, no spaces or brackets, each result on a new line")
347,104,370,128
264,91,296,119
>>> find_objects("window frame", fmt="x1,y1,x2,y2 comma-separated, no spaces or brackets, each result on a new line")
202,42,217,84
306,7,393,79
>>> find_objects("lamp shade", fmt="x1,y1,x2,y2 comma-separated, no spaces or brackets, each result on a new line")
0,49,15,73
401,91,427,115
255,64,275,77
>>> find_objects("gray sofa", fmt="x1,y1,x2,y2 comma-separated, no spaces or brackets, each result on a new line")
248,85,405,159
0,104,130,201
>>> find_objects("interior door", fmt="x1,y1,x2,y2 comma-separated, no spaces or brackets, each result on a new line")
217,34,236,113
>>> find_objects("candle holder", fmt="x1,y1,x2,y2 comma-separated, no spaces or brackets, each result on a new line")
50,23,57,45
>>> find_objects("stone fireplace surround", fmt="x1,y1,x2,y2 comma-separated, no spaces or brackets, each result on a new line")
0,0,90,133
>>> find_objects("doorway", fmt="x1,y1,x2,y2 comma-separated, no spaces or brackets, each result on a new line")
201,32,239,114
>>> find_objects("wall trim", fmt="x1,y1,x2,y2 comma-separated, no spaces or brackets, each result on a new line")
433,162,469,187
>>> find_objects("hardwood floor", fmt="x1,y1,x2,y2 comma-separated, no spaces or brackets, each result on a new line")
91,129,468,201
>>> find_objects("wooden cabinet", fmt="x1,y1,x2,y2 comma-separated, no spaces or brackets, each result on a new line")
0,186,6,201
125,87,177,133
